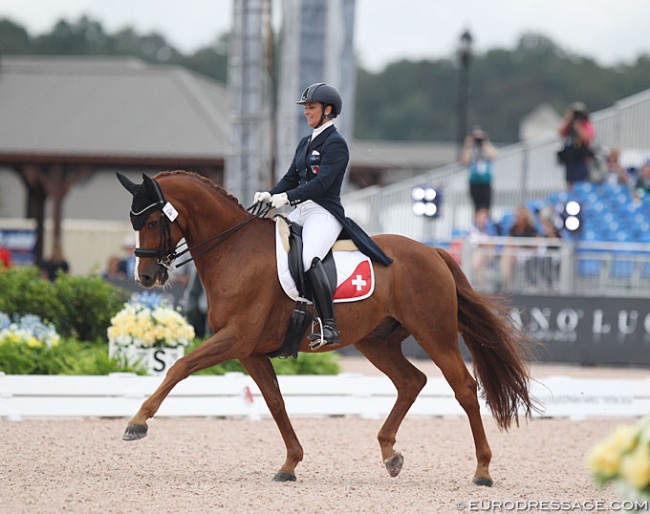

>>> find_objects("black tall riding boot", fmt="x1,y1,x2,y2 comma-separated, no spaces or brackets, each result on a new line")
306,257,340,349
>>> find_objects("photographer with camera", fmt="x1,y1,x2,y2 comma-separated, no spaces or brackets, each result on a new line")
461,125,498,214
557,102,595,190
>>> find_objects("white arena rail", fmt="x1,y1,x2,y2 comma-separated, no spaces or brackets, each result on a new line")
0,372,648,421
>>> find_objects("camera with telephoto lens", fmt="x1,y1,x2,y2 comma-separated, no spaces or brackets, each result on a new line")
573,110,586,121
474,137,484,145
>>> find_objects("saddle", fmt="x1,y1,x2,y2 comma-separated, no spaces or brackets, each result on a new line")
267,218,336,359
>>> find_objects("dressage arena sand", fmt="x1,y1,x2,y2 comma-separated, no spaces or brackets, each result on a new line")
1,359,648,514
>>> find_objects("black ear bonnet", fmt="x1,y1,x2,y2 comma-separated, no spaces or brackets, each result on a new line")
116,173,166,230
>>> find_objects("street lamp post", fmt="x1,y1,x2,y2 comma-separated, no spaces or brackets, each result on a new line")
456,30,473,161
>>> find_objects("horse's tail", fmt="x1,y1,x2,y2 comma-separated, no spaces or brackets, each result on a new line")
436,248,537,430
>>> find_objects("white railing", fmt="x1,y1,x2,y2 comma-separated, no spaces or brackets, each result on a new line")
344,88,650,243
1,372,649,421
455,237,650,297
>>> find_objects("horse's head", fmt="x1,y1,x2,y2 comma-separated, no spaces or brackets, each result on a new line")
116,172,186,288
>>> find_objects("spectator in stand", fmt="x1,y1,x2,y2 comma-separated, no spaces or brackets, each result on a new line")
633,158,650,201
467,207,499,290
557,102,595,191
102,255,121,280
40,242,70,281
117,237,136,280
526,207,562,290
499,205,538,292
604,147,632,188
461,126,498,214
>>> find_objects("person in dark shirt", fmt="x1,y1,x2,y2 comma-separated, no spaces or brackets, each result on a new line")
499,205,538,291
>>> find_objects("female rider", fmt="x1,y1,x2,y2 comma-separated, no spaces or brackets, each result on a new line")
254,83,392,349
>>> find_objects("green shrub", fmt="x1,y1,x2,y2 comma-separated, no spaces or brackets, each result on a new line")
0,338,145,375
53,273,127,342
0,267,127,342
0,337,340,376
185,339,340,375
0,267,62,325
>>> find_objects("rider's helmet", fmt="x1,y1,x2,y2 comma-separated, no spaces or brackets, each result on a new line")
297,83,342,118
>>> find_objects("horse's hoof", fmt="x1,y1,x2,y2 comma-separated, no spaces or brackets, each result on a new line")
272,471,297,482
384,452,404,478
122,424,148,441
473,475,493,487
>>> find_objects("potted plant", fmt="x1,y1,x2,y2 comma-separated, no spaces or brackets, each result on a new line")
108,293,194,375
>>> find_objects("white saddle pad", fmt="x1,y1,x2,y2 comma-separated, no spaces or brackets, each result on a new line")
275,218,375,303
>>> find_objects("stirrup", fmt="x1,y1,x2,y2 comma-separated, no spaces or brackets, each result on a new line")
308,318,340,350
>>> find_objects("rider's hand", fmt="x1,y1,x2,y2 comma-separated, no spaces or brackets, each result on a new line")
253,191,271,204
270,193,289,209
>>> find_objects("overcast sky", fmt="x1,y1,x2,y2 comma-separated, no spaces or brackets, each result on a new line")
2,0,649,71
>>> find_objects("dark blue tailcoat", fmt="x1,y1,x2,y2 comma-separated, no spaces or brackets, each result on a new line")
270,125,392,266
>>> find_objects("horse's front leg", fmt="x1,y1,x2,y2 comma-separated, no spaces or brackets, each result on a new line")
239,354,303,482
122,329,239,441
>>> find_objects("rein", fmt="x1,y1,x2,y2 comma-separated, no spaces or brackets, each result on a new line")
173,202,271,268
135,195,271,270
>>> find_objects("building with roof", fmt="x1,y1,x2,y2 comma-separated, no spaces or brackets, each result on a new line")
0,56,455,269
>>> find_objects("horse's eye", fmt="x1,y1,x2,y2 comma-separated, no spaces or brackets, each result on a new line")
146,220,158,229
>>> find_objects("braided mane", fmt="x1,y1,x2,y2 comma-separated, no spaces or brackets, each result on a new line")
154,170,247,212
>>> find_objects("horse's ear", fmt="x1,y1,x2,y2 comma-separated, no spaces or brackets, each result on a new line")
116,172,138,195
141,173,157,195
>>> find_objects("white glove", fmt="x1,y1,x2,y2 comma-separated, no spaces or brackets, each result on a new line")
270,192,289,209
253,191,271,204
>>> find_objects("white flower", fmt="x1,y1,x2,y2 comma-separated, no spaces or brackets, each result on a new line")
107,295,195,349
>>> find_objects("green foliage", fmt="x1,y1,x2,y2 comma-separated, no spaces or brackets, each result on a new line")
182,339,340,376
0,267,62,325
0,337,340,376
0,266,128,342
53,273,127,342
0,338,143,375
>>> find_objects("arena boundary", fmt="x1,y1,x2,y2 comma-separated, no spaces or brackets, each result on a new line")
1,372,648,422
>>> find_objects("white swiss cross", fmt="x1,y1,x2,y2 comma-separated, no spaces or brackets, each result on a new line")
351,274,367,291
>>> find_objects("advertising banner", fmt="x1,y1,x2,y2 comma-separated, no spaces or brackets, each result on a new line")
0,228,37,266
511,295,650,366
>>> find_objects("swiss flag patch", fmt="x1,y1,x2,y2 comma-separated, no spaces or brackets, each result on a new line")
334,260,373,300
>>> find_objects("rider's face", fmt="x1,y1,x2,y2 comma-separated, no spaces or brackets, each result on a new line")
303,101,329,128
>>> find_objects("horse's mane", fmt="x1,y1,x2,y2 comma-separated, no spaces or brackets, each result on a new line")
154,170,248,212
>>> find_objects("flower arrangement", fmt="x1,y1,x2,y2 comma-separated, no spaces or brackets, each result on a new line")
587,417,650,505
107,293,195,350
0,312,60,348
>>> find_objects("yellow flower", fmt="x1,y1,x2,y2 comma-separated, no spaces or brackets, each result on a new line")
587,440,623,478
620,443,650,489
108,299,194,349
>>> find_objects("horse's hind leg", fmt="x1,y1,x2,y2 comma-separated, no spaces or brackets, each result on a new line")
415,333,493,486
354,327,427,478
239,354,303,482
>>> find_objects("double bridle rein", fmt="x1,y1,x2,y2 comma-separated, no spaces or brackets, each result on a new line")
133,181,271,270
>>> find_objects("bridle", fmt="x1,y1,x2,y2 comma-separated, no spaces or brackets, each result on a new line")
132,178,271,270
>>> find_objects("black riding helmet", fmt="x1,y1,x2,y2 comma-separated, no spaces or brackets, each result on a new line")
297,83,342,119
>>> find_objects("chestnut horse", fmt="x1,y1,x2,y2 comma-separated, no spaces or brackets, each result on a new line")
117,170,536,486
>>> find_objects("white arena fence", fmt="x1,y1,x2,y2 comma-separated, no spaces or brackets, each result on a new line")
1,372,648,422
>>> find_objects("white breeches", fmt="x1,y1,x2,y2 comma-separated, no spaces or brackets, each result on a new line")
288,200,343,270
